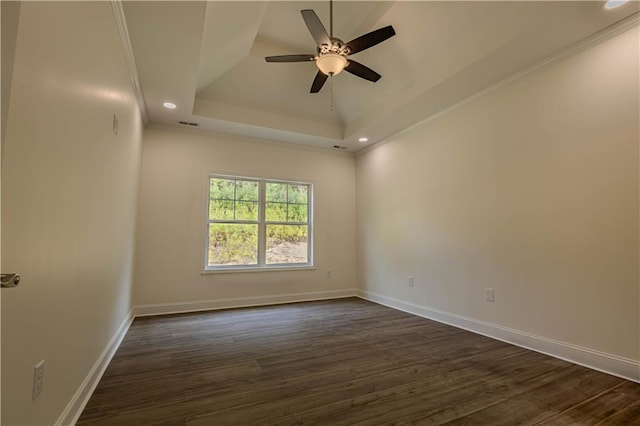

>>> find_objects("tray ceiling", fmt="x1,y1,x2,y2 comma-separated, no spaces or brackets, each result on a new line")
123,1,639,151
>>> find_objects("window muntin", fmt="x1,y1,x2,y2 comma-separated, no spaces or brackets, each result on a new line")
209,178,258,221
206,175,312,271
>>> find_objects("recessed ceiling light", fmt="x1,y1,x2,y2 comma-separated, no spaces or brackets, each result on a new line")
163,102,177,109
358,137,369,143
604,0,627,9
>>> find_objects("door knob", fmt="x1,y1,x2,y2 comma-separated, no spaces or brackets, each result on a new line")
1,273,20,288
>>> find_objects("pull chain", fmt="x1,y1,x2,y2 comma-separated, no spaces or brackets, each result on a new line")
330,74,334,110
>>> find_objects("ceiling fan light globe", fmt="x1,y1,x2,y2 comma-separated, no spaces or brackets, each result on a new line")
316,53,347,76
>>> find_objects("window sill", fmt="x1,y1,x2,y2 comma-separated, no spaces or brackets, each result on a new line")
201,265,316,274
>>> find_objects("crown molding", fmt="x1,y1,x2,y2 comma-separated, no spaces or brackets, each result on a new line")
111,0,149,124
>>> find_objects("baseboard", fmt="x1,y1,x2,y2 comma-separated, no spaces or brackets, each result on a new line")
134,288,358,317
357,289,640,384
55,309,135,426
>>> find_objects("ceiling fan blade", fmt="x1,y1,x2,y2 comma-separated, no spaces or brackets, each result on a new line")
310,71,328,93
344,60,381,82
345,25,396,55
265,54,315,63
301,9,331,47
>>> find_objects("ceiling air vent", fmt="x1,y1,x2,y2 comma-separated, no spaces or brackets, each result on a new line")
333,145,347,150
178,120,200,127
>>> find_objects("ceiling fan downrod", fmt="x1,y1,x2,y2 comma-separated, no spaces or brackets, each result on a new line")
329,0,333,38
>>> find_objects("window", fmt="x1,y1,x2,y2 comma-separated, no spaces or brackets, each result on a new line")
205,175,313,271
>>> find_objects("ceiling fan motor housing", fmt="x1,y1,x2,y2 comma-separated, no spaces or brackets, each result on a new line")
318,37,350,56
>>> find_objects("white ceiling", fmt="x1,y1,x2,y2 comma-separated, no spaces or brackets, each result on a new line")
123,1,639,152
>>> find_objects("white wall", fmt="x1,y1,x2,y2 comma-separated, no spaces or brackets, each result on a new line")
133,125,356,309
1,3,143,424
1,2,22,420
356,27,639,367
1,1,21,157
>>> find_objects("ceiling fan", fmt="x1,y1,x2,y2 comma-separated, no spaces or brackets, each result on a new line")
264,1,396,93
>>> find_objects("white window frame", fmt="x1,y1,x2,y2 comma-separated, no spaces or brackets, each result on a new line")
203,174,314,273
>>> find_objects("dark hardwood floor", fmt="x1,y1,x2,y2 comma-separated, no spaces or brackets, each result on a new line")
78,298,640,425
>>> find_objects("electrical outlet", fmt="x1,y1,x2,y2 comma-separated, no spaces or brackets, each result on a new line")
32,360,45,401
486,288,495,302
408,276,414,287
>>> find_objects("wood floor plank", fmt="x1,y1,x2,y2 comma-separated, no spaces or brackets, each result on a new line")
77,298,640,425
439,366,624,425
537,381,640,425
